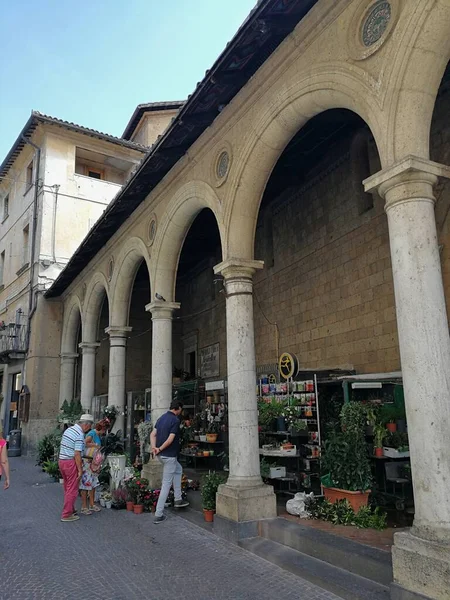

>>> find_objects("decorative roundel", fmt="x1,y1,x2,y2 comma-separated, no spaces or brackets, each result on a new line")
216,151,230,179
362,1,391,47
148,215,157,246
107,257,114,282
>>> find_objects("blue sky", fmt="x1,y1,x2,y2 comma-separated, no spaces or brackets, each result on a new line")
0,0,257,160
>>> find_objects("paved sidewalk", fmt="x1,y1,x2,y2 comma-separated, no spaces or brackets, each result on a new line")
0,457,340,600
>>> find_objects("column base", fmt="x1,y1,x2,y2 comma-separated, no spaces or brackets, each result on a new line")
216,482,277,523
141,458,163,489
391,530,450,600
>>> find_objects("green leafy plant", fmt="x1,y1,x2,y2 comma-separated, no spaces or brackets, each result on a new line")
373,423,386,448
58,399,83,424
379,404,404,425
306,497,387,530
36,430,62,466
258,399,283,430
42,460,61,480
321,402,372,492
201,471,226,510
340,402,368,436
260,457,273,479
383,431,409,449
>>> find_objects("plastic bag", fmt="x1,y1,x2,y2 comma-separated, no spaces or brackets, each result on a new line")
286,492,315,518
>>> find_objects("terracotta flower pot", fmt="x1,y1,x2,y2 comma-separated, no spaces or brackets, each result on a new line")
206,433,218,443
323,487,370,512
126,501,134,511
203,509,214,522
133,504,144,514
374,447,384,457
386,422,397,433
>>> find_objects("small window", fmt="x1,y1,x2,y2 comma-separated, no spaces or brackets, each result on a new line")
26,161,34,189
23,225,29,265
85,167,103,180
0,251,5,285
3,195,9,221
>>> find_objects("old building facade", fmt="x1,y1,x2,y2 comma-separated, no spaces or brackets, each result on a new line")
0,109,181,446
19,1,450,598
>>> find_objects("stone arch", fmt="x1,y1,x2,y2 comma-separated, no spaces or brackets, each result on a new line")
152,180,224,301
83,272,110,342
387,1,450,163
224,67,385,260
110,237,152,326
61,294,82,354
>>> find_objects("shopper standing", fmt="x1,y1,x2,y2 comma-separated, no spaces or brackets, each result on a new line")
58,414,94,522
0,432,10,489
151,400,189,523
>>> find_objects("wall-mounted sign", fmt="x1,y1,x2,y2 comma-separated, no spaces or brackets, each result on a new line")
200,343,220,378
278,352,299,380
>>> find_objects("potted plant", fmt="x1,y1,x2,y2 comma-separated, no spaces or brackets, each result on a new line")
103,492,113,509
373,423,385,457
128,477,149,514
206,420,220,443
321,402,372,511
380,404,402,433
111,487,127,509
258,399,281,432
201,471,226,522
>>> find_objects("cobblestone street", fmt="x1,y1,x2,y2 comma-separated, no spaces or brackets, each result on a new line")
0,457,340,600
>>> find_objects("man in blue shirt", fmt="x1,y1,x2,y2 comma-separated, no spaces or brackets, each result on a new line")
150,400,189,523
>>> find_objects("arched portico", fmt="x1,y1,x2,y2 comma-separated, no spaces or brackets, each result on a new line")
79,273,109,412
152,180,224,302
59,295,82,407
225,68,385,259
110,237,152,327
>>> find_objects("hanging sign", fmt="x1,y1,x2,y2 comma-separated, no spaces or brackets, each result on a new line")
278,352,299,380
200,343,220,378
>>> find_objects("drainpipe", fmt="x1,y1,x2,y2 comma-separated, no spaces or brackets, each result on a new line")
20,136,41,351
51,184,59,263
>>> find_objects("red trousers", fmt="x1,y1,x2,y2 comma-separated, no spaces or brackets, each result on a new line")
59,459,79,518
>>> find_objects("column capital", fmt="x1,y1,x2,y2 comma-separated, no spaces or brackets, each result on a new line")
214,258,264,280
364,155,450,208
105,326,132,338
78,341,101,354
145,301,180,319
60,352,78,361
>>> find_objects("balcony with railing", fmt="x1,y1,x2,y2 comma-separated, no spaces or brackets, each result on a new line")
0,311,27,360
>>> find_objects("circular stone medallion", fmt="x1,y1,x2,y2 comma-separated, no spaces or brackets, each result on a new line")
362,1,391,47
216,151,230,179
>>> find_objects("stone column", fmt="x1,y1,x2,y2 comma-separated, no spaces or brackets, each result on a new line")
146,301,180,422
105,326,132,434
78,342,100,413
213,259,276,535
59,352,78,408
365,156,450,600
141,301,180,488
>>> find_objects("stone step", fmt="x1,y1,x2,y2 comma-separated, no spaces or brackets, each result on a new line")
258,517,393,587
241,536,390,600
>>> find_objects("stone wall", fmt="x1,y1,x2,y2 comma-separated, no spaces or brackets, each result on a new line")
173,90,450,377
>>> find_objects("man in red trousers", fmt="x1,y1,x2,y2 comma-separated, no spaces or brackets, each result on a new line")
58,414,94,522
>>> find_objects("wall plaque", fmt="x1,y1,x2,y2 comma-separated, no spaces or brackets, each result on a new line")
200,343,220,378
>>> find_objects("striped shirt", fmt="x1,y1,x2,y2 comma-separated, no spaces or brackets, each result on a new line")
59,424,84,459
